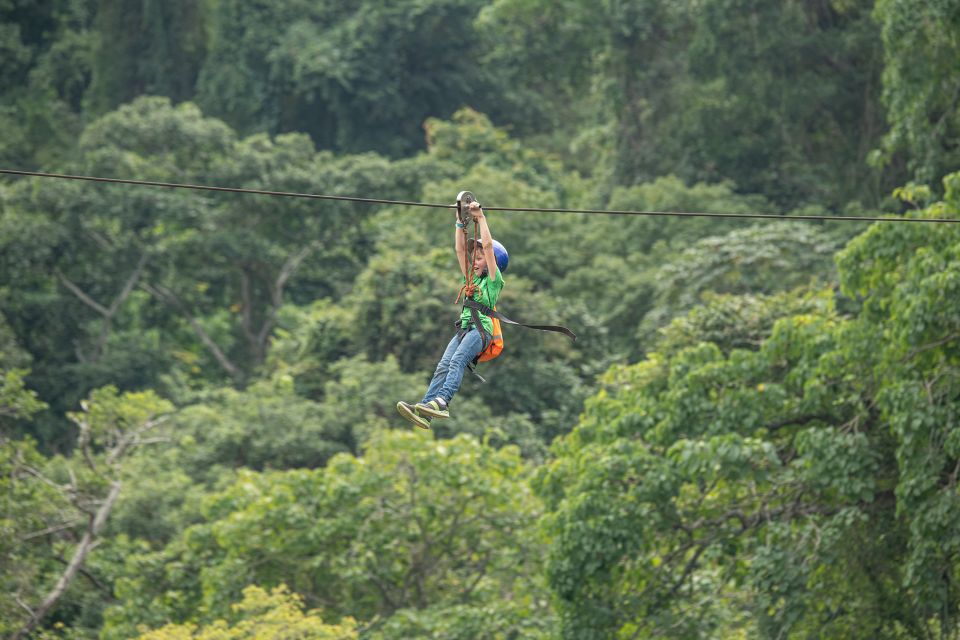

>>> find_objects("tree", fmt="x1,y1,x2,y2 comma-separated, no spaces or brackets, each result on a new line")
481,0,888,208
136,585,356,640
86,0,206,113
101,430,554,639
1,97,433,448
535,173,960,638
873,0,960,189
196,0,503,157
0,310,46,431
3,386,173,639
0,0,95,168
637,221,841,348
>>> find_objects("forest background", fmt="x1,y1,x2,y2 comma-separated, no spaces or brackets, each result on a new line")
2,0,960,638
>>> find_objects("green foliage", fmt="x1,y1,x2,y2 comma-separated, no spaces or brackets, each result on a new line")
136,585,357,640
4,4,960,637
482,0,889,207
103,430,553,639
638,221,841,346
0,311,47,432
87,0,206,114
196,0,503,156
2,96,433,447
1,385,174,638
167,357,423,479
0,368,45,424
537,178,960,638
0,0,95,168
873,0,960,189
656,288,837,357
0,436,69,637
835,173,960,617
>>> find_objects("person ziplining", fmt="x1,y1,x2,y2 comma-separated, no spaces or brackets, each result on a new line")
397,192,576,430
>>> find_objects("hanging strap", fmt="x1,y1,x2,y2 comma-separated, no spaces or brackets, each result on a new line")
468,304,491,354
462,298,577,341
452,320,490,383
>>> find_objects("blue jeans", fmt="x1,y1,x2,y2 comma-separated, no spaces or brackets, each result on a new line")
421,328,485,405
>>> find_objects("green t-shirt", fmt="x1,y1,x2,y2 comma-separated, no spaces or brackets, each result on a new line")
459,268,504,335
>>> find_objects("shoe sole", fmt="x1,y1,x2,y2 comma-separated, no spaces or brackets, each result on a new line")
416,403,449,419
397,402,431,430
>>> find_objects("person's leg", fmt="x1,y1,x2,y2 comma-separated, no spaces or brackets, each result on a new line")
432,328,484,405
398,333,462,429
420,333,462,404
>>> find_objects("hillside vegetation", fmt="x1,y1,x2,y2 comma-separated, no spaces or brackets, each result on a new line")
2,1,960,638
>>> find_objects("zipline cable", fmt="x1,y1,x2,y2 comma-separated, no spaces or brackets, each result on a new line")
0,169,452,210
2,168,958,224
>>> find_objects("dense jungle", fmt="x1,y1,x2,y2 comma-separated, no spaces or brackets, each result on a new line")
2,0,960,638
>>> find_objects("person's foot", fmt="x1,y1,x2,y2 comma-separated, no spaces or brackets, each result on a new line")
416,399,450,419
397,401,431,429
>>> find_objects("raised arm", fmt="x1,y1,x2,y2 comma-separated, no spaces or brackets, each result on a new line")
471,202,498,279
455,209,469,278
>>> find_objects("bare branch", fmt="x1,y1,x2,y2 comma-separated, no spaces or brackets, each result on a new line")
52,554,116,600
275,241,320,301
20,519,83,542
56,270,109,317
14,481,122,640
90,253,150,358
74,412,99,476
15,594,34,616
107,253,149,317
19,465,68,493
765,414,833,432
85,229,114,251
903,332,960,363
106,416,168,466
67,466,78,494
239,269,257,353
57,254,149,362
255,242,321,354
142,283,242,379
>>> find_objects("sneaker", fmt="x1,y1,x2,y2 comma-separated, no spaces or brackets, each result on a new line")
416,399,450,419
397,401,431,430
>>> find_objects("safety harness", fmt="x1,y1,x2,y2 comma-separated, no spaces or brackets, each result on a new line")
455,191,576,381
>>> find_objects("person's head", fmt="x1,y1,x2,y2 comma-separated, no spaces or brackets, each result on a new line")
468,238,509,275
472,246,488,274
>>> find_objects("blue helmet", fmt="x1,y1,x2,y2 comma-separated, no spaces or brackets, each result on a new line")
471,238,509,274
491,239,509,273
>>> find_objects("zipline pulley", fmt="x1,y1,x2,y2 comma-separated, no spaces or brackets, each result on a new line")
455,190,475,228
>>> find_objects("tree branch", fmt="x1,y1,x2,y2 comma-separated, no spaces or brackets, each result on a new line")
20,519,83,542
765,413,833,432
14,481,122,640
142,283,242,379
239,268,257,353
460,550,493,600
73,407,100,476
18,464,68,493
255,242,321,360
57,254,149,362
107,253,149,317
52,553,116,600
903,332,960,363
56,270,109,317
15,594,34,617
274,241,320,302
106,416,167,466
